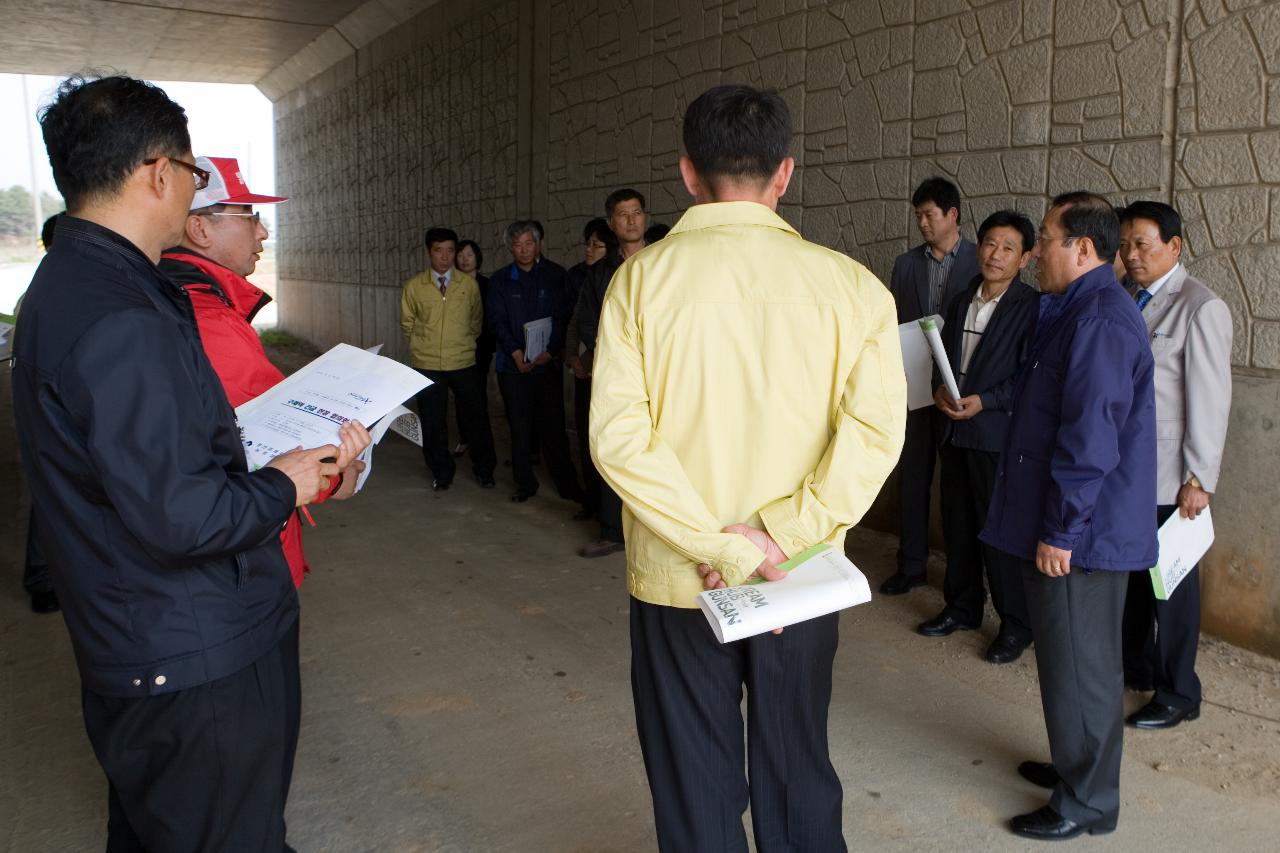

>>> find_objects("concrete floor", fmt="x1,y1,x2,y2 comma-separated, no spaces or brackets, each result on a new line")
2,367,1279,852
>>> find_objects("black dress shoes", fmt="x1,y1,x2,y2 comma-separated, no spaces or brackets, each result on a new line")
1017,760,1060,789
1126,700,1200,729
1009,805,1114,840
880,571,926,596
29,589,60,614
510,490,536,503
572,506,595,521
477,476,496,489
432,478,451,491
917,612,980,637
985,633,1030,664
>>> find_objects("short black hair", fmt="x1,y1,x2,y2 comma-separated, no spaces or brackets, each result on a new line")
605,188,646,217
424,226,459,250
911,177,962,221
39,74,191,211
977,210,1035,254
457,238,484,271
1118,200,1182,244
644,223,671,244
1050,191,1119,263
583,217,618,250
40,213,63,250
682,85,791,188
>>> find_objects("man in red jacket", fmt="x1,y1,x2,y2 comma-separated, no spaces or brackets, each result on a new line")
160,156,370,586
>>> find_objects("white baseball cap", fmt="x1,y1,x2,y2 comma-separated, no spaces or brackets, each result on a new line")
190,156,287,210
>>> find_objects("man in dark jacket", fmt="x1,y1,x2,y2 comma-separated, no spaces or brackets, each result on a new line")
883,177,980,595
918,210,1039,664
981,192,1157,841
14,74,344,853
488,219,583,504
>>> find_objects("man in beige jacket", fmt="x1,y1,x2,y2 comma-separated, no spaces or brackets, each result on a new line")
400,226,495,490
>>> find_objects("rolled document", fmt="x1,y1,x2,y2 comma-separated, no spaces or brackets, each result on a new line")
697,545,872,643
918,315,960,402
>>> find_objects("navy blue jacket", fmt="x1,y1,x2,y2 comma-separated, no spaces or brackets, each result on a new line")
13,216,299,697
889,238,980,324
487,257,570,374
980,265,1158,571
937,276,1039,453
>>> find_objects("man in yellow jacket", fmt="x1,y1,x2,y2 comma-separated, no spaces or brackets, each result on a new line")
590,85,907,850
400,226,496,490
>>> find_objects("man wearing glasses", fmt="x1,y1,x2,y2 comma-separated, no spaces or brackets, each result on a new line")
14,76,346,852
161,156,372,588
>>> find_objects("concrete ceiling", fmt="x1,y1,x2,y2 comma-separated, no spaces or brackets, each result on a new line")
0,0,435,97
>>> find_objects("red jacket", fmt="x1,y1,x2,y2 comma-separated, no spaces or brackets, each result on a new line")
160,249,331,587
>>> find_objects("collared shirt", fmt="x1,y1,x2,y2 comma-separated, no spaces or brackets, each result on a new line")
959,285,1005,377
433,267,453,293
590,201,907,608
1139,263,1180,301
924,239,961,315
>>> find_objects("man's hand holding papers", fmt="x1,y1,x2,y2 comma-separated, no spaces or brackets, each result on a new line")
698,524,790,635
267,445,343,506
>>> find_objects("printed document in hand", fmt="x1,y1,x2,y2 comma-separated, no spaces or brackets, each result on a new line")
918,315,960,402
1149,506,1214,600
236,342,430,471
698,544,872,643
899,316,944,410
353,404,422,493
524,316,553,361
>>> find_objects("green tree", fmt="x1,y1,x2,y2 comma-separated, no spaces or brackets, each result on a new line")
0,185,65,241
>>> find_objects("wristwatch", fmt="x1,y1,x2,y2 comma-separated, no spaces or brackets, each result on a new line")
1186,474,1202,489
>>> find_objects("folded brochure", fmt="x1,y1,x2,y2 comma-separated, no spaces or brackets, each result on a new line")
698,544,872,643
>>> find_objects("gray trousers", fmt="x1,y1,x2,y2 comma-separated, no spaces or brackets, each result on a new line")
1021,560,1129,829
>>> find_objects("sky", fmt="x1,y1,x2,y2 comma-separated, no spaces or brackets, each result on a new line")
0,73,277,228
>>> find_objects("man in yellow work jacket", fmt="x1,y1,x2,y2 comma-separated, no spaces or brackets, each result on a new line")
400,226,496,490
590,84,907,851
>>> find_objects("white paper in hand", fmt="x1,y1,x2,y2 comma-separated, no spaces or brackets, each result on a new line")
918,315,960,402
354,404,421,493
698,545,872,643
1149,506,1214,600
523,316,553,361
899,317,943,410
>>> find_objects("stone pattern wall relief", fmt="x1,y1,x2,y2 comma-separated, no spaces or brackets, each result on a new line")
275,0,521,362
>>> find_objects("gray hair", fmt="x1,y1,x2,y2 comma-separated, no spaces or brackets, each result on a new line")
504,219,543,246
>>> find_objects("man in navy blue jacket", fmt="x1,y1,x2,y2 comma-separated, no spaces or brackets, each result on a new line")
981,192,1157,841
15,74,350,853
488,220,583,505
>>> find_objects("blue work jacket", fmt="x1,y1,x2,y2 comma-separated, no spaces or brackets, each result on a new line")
980,264,1158,571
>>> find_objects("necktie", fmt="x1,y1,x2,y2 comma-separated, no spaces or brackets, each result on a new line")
1135,289,1152,311
437,275,447,296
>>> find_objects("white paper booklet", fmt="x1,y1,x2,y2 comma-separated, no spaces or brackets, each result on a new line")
698,544,872,643
899,316,944,410
524,316,553,361
351,404,422,493
1150,506,1214,600
918,315,960,402
236,342,430,471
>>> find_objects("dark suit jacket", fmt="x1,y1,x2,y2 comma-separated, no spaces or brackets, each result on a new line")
888,238,980,325
936,276,1039,453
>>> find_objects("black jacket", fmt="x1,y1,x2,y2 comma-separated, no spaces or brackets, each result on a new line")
487,257,570,374
573,251,621,356
888,239,980,324
13,216,299,698
936,275,1039,453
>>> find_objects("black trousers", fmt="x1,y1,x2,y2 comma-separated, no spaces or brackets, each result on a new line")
574,376,624,542
456,351,493,447
1121,504,1202,709
1020,561,1127,829
83,619,301,853
896,408,940,578
416,366,496,483
630,598,845,853
22,510,53,594
939,445,1030,641
497,369,582,500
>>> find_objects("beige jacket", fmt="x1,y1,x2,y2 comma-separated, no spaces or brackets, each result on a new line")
400,268,482,371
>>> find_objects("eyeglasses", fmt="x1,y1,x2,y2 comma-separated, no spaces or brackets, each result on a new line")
145,156,210,191
1036,233,1077,246
204,211,262,225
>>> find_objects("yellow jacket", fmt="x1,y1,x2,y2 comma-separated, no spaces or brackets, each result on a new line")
589,201,907,609
400,269,482,371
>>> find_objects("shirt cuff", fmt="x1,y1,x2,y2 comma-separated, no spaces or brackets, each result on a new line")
712,535,768,587
757,498,808,563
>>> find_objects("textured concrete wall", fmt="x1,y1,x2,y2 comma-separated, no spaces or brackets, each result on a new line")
272,0,1280,656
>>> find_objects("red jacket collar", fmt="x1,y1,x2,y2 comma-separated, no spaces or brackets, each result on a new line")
161,249,272,324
